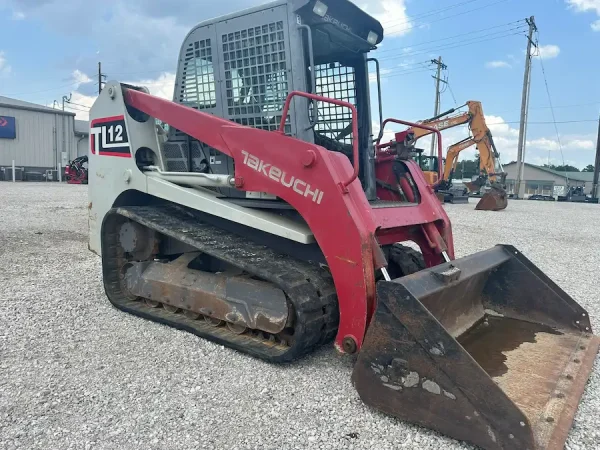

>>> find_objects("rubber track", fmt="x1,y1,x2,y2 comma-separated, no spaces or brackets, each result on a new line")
101,204,339,363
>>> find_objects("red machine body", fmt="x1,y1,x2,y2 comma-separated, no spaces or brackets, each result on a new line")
65,155,88,184
125,89,454,352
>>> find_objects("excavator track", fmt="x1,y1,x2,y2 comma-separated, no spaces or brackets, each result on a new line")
101,204,339,363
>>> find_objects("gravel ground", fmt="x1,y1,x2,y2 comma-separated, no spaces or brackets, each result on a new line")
1,182,599,450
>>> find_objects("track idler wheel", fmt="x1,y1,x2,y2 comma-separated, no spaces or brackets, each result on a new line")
204,316,224,327
163,304,179,313
183,309,201,320
227,323,247,334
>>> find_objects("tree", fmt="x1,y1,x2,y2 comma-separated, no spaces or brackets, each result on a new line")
543,163,580,172
453,159,479,179
582,164,595,172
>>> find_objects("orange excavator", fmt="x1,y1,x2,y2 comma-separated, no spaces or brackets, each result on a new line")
398,101,508,210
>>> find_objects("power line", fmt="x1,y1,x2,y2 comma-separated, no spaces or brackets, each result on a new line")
104,68,175,76
385,0,511,35
373,20,526,56
379,67,437,79
535,31,567,174
446,76,459,107
5,81,81,97
529,101,600,110
379,0,483,27
489,119,598,125
492,101,600,115
377,30,526,63
65,101,91,110
64,104,90,113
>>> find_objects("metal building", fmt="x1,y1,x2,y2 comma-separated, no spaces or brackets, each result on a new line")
503,161,589,197
0,96,89,181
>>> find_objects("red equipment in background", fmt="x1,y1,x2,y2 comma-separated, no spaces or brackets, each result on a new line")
65,155,88,184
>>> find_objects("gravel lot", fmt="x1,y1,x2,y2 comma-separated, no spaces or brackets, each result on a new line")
1,182,599,450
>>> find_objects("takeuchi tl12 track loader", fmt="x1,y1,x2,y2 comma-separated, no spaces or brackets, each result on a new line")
88,1,599,449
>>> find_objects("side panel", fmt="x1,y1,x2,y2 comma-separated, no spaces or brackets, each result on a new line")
89,83,320,255
87,86,159,255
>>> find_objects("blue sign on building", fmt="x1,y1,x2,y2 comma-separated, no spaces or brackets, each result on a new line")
0,116,16,139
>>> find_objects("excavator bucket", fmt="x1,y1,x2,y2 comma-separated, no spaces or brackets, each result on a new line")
464,183,508,211
475,187,508,211
353,245,599,450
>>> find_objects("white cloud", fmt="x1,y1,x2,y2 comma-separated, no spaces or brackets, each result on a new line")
57,71,176,120
12,11,25,20
63,91,96,120
484,115,520,138
527,136,596,151
566,0,600,14
397,59,416,69
485,61,512,69
372,121,399,143
0,51,11,75
527,137,560,151
127,72,176,100
360,0,412,37
72,69,92,86
369,68,392,83
534,44,561,59
566,139,595,149
566,0,600,30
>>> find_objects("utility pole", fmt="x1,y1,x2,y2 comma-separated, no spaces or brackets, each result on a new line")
592,114,600,202
430,56,447,156
515,16,537,198
98,62,107,94
62,93,72,111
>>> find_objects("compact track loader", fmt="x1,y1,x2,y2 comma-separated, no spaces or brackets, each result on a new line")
88,1,599,449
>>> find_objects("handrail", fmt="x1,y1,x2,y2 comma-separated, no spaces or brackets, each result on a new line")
367,58,383,142
375,118,444,180
278,91,359,189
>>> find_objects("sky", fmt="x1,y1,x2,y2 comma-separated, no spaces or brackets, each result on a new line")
0,0,599,169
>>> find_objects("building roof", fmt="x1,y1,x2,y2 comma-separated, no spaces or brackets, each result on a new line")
563,171,595,182
0,95,75,116
503,161,591,182
74,119,89,135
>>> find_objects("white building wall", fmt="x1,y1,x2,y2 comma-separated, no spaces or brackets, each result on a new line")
76,136,89,157
0,106,78,168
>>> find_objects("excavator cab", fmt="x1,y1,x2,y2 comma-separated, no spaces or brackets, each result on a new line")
412,149,440,185
88,1,598,449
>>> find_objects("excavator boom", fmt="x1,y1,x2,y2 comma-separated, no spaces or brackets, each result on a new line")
404,109,471,141
397,100,508,210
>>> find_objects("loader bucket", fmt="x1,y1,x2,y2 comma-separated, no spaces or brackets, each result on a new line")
353,245,599,450
475,187,508,211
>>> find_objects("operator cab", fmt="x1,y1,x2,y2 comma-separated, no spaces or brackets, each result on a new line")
161,0,384,204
